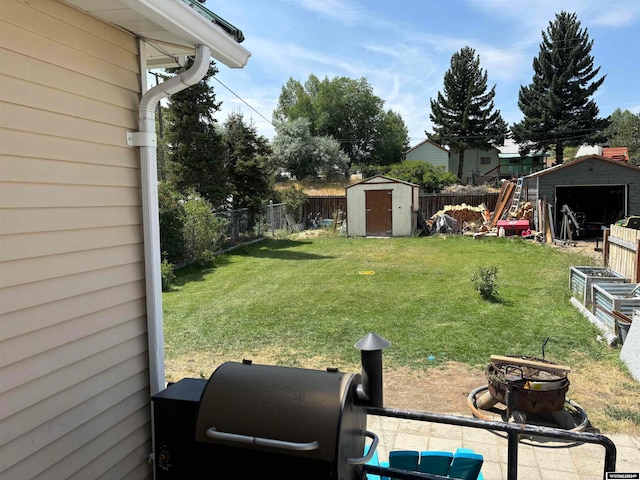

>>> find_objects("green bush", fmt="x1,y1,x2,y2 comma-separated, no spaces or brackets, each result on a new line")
278,185,308,224
160,256,176,292
471,266,499,300
182,192,228,265
387,160,458,193
158,182,186,263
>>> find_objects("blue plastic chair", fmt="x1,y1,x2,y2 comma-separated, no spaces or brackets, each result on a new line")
418,450,454,476
388,450,420,472
365,448,382,480
448,448,484,480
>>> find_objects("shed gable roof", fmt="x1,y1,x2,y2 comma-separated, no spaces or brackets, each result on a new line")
346,174,419,190
525,155,640,179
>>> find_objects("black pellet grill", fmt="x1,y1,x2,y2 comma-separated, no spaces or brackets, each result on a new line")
151,334,389,480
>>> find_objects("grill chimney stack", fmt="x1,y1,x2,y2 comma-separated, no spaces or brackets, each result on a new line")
354,332,391,408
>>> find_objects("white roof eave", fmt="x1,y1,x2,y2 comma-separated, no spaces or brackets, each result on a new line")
65,0,251,69
123,0,250,68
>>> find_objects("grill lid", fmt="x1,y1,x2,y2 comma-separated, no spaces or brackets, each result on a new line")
194,362,363,461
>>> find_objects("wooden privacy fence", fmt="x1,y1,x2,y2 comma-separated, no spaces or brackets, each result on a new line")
302,193,499,221
605,225,640,282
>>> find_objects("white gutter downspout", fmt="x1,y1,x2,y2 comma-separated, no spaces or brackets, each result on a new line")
128,44,211,396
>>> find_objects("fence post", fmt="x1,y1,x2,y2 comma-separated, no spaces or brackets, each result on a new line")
636,239,640,282
269,200,275,237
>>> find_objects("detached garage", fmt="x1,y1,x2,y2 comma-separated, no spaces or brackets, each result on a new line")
522,155,640,236
346,175,419,237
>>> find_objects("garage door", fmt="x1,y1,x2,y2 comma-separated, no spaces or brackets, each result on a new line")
555,185,626,237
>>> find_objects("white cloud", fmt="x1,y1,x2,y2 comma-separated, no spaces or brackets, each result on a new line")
591,8,640,27
295,0,367,25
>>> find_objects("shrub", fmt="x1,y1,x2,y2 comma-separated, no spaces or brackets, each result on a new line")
278,185,308,224
182,192,228,265
160,256,176,292
387,161,457,193
471,266,499,300
158,182,186,263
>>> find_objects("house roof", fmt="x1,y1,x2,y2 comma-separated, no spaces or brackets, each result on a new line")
405,138,449,155
345,174,419,189
602,147,629,162
497,138,547,159
575,144,603,157
63,0,251,68
524,154,640,179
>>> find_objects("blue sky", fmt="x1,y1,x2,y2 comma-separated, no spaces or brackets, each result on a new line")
204,0,640,145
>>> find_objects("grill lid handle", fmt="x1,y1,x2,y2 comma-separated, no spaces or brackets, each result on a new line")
206,428,320,451
346,430,379,465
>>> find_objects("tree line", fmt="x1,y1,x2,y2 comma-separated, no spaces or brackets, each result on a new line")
156,10,637,268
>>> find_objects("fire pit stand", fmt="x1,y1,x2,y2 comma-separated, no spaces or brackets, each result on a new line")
467,355,589,433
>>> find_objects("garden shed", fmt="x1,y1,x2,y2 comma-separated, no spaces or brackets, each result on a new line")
345,175,419,237
522,155,640,236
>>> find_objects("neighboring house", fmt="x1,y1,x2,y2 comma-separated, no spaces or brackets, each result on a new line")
404,138,450,169
405,138,500,184
575,144,603,157
522,155,640,235
603,147,630,163
448,147,500,184
0,1,249,479
496,139,547,180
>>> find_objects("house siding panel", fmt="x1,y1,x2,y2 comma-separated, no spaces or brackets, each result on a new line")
1,206,142,235
404,140,449,168
0,1,152,479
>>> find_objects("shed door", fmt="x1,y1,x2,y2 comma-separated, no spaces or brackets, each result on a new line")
366,190,392,236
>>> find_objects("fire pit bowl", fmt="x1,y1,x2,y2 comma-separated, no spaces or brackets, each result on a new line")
486,355,570,414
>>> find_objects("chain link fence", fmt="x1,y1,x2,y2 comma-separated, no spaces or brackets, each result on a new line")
212,202,298,247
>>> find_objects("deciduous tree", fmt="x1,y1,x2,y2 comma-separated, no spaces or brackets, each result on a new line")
274,75,409,172
271,118,348,180
605,108,640,164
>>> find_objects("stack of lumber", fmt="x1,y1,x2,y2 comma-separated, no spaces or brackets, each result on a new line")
430,204,486,225
510,201,534,220
489,180,516,227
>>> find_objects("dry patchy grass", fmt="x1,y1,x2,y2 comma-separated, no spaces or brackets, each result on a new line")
165,348,639,435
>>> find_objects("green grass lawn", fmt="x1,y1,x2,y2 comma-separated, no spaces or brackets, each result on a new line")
163,233,615,371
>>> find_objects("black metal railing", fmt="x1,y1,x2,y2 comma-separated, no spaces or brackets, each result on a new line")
363,406,616,480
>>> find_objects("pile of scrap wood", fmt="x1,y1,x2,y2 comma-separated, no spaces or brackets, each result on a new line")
426,203,489,234
423,179,537,236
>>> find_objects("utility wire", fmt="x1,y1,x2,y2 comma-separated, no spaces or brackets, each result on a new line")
212,76,274,127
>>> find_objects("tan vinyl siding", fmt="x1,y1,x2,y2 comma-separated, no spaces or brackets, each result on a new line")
0,1,152,478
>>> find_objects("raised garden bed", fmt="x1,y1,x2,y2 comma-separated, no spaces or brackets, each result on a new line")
569,266,629,307
592,283,640,333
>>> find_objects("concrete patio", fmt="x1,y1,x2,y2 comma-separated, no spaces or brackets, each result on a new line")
367,414,640,479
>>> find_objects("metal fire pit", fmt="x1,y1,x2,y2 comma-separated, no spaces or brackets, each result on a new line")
486,356,570,414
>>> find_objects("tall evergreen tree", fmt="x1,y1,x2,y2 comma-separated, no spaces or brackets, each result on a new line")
512,11,608,164
222,112,274,213
164,60,229,206
428,46,507,181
